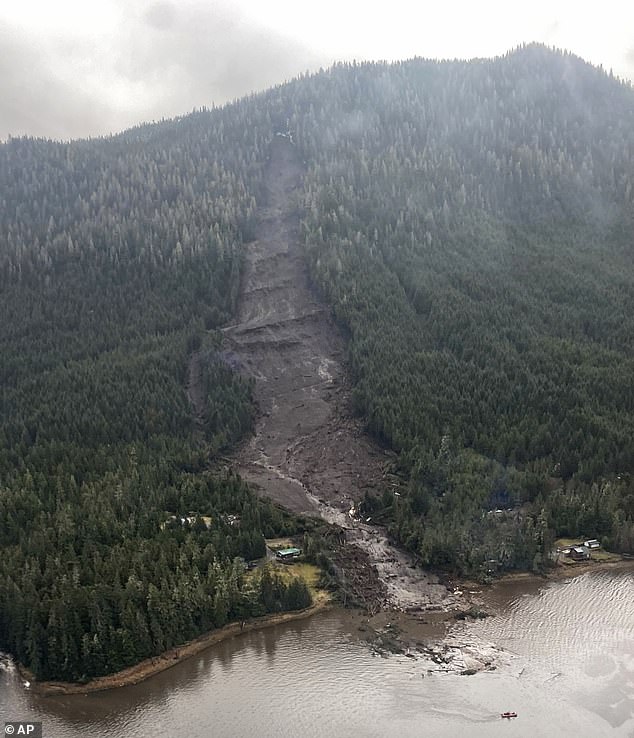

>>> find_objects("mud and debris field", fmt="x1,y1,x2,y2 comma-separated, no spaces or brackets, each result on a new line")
223,137,467,615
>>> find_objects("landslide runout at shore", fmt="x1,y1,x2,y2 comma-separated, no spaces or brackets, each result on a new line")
223,137,464,614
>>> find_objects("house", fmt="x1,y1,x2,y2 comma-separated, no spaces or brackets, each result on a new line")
584,539,601,549
570,546,590,561
275,547,302,562
162,513,212,530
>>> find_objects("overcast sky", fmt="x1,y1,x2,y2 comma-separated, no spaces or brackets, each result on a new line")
2,0,634,141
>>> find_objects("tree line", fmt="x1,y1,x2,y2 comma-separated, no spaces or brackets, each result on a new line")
2,45,634,685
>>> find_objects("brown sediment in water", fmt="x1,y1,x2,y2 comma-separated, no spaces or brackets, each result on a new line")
378,559,634,639
345,560,634,672
20,594,331,696
30,135,632,697
548,557,634,579
457,558,634,620
491,557,634,586
17,563,632,696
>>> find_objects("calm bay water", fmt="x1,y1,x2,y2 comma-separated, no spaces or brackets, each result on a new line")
2,568,633,738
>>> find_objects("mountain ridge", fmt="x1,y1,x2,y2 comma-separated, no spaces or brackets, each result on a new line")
1,44,634,681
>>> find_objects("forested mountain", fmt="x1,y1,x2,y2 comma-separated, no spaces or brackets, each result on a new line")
291,45,634,570
0,99,310,681
1,44,634,679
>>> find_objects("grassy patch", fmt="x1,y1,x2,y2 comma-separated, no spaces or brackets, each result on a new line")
555,537,589,548
555,538,621,563
273,562,322,590
246,561,325,597
265,537,296,550
588,549,622,562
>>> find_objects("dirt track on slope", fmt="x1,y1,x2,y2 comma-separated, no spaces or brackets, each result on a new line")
223,137,465,614
223,136,384,516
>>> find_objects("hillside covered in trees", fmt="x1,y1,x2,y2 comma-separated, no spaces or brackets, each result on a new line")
293,45,634,571
1,44,634,678
0,100,311,681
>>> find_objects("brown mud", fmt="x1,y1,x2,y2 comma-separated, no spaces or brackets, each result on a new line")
12,143,633,697
224,136,465,614
12,139,467,697
223,136,383,517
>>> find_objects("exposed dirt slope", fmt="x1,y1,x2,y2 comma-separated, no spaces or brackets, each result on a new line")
224,136,464,614
224,136,385,516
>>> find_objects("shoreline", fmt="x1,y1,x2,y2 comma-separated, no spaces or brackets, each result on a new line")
352,558,634,664
20,594,331,697
14,559,634,696
495,556,634,585
459,557,634,620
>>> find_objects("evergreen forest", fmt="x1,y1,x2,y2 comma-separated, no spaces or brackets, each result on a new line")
0,100,311,681
2,43,634,679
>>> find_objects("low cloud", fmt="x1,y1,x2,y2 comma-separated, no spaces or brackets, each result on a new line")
0,25,121,140
624,46,634,79
0,0,325,140
3,0,631,141
115,0,322,107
